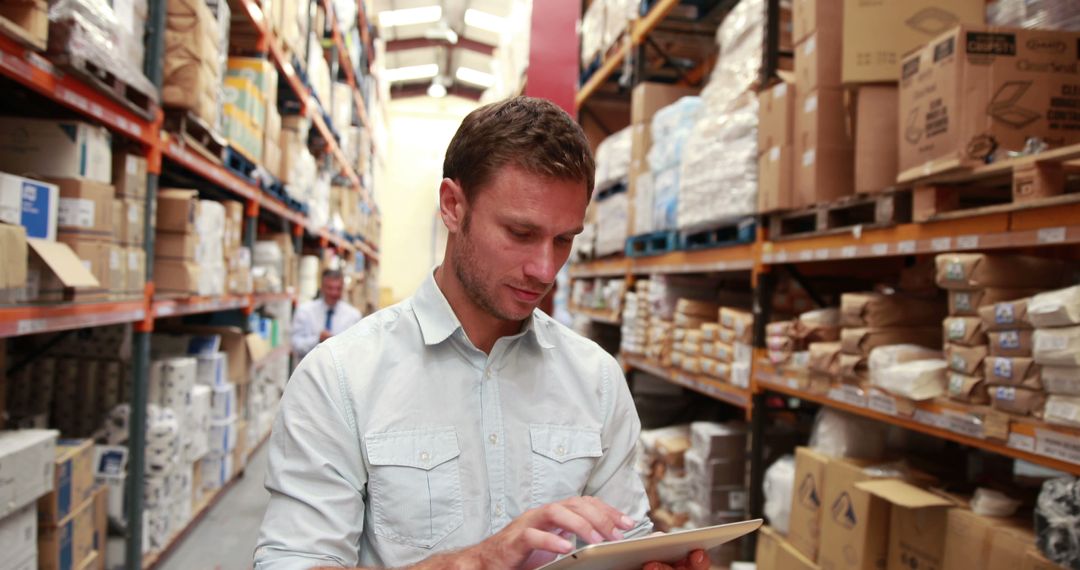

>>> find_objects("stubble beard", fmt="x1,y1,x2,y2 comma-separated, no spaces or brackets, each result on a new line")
454,217,534,322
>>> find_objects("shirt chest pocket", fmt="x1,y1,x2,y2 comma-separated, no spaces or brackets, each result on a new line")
364,427,464,549
529,424,603,509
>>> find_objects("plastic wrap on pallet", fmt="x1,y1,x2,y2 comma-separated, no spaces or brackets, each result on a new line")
988,0,1080,30
46,0,156,101
700,0,766,109
633,168,655,235
205,0,230,133
580,0,606,68
647,97,703,231
595,127,633,193
1035,477,1080,567
677,92,759,231
603,0,640,53
595,192,630,257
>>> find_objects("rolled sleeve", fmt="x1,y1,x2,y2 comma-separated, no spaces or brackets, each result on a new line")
584,355,654,538
255,345,367,569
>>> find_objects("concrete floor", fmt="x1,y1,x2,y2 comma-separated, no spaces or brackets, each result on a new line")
157,444,270,570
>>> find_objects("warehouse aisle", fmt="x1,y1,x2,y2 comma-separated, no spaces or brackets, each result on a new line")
159,445,270,570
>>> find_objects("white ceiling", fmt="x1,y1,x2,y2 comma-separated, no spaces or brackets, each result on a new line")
374,0,512,89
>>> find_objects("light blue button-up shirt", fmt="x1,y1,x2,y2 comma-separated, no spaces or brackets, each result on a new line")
255,273,653,569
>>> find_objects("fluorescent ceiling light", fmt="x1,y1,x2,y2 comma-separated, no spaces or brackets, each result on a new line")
456,66,495,88
379,6,442,27
427,82,447,98
464,8,504,33
383,63,439,82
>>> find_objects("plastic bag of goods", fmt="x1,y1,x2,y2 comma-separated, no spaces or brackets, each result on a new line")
594,127,633,194
1035,477,1080,568
595,192,630,257
763,455,795,534
870,358,948,401
809,408,887,459
647,97,703,232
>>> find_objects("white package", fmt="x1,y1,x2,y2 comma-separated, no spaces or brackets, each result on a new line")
159,356,196,411
209,418,238,453
731,361,751,388
1034,326,1080,366
185,385,211,462
211,382,237,421
763,455,794,534
595,192,630,257
594,127,633,193
870,359,948,401
1043,366,1080,396
1044,395,1080,427
809,408,887,460
201,452,234,491
868,345,943,378
1028,285,1080,328
196,352,228,388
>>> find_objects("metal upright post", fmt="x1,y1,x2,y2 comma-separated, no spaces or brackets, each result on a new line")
127,0,166,566
744,269,776,559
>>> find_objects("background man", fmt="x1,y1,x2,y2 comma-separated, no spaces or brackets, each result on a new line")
291,269,363,357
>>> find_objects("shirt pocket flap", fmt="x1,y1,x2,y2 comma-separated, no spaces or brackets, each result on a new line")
365,427,461,470
530,424,603,463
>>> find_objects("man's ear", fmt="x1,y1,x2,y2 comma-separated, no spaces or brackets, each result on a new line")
439,178,468,233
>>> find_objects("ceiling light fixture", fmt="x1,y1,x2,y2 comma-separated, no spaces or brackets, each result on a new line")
427,81,448,98
455,66,495,88
383,63,439,82
378,5,443,28
463,8,505,33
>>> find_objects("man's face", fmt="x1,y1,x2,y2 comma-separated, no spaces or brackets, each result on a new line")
452,166,588,322
322,276,344,306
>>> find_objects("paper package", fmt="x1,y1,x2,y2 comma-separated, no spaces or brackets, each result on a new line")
990,386,1046,417
841,292,946,327
1042,366,1080,396
979,297,1034,331
1028,286,1080,328
985,356,1042,390
1033,326,1080,367
935,254,1069,290
841,327,943,356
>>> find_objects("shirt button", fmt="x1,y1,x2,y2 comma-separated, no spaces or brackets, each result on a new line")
495,503,504,516
489,434,498,445
420,451,430,462
484,370,492,379
555,445,566,456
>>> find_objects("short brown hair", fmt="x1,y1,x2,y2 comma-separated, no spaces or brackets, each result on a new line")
443,97,595,201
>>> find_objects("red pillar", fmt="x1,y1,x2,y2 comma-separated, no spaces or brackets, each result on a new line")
524,0,579,116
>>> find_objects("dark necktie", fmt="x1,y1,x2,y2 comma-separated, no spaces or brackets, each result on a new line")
325,307,334,332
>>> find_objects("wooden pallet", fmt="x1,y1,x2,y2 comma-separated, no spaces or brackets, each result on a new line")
163,110,226,164
681,217,755,250
626,230,680,257
906,143,1080,222
768,190,912,240
224,146,258,183
52,53,157,120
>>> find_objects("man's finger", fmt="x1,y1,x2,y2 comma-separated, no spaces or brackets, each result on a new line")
521,528,574,555
540,503,608,545
686,549,710,570
580,496,636,530
562,498,627,541
642,563,672,570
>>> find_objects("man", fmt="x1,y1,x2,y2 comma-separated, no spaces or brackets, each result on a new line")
292,269,363,357
256,97,709,570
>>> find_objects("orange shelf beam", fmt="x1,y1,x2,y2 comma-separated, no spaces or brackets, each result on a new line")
0,300,147,338
624,354,752,415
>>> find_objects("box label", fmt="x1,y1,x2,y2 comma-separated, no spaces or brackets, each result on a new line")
966,32,1016,57
1036,429,1080,465
58,198,94,228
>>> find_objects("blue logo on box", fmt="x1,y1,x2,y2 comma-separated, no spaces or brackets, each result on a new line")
20,179,54,239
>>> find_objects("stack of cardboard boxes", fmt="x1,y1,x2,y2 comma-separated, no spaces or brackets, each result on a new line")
222,201,252,295
163,0,221,127
38,439,107,570
112,151,149,299
225,57,279,167
0,430,60,570
154,190,227,297
837,292,944,384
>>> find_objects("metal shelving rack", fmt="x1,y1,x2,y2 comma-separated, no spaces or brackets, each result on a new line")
0,0,382,565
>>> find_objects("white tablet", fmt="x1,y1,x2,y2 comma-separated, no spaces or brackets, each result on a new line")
536,518,763,570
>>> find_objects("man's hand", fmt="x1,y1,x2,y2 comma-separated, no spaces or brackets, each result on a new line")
643,549,710,570
436,496,636,570
319,330,333,342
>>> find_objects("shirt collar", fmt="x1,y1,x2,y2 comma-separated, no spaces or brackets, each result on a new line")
413,270,554,350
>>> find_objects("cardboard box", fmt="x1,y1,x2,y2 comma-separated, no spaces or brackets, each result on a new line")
154,231,198,260
858,480,954,570
854,85,899,193
57,235,119,294
935,253,1069,291
26,239,100,301
1023,549,1063,570
629,83,699,231
0,119,112,183
111,153,147,199
0,0,47,50
153,259,200,295
48,179,115,240
789,447,828,561
795,32,842,92
949,288,1040,317
0,223,28,290
39,439,95,525
818,458,892,570
115,199,145,246
942,511,1026,570
985,525,1036,570
758,525,821,570
759,80,797,152
0,505,37,568
38,488,96,570
843,0,985,84
793,0,841,45
0,172,58,241
126,247,146,294
163,0,220,125
899,26,1080,179
156,189,199,233
92,486,106,567
0,430,58,520
794,88,854,208
841,292,946,327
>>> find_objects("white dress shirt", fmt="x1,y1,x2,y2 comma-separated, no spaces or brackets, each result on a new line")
255,272,653,569
292,298,363,357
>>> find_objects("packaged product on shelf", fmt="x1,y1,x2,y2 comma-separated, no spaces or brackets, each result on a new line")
0,118,111,183
112,152,147,200
1033,326,1080,366
116,199,146,246
794,29,842,92
809,408,888,459
793,0,837,48
594,127,632,194
987,329,1034,357
1044,395,1080,427
987,0,1080,30
163,0,220,126
871,358,948,400
979,297,1034,331
793,87,854,208
1042,366,1080,396
841,326,943,355
0,0,47,50
57,234,120,298
211,382,237,421
854,85,899,194
786,447,828,559
945,343,988,375
630,83,700,234
809,341,843,376
942,510,1029,570
0,172,58,241
647,97,702,231
857,480,956,570
935,254,1070,291
949,288,1040,317
843,0,984,83
985,356,1042,389
943,316,988,347
0,430,58,520
841,292,946,327
899,26,1080,179
0,224,28,295
947,371,989,404
50,177,115,241
1035,478,1080,567
989,385,1045,416
594,192,630,257
38,487,99,570
1028,286,1080,328
762,454,794,534
154,260,201,295
817,457,892,570
0,504,36,569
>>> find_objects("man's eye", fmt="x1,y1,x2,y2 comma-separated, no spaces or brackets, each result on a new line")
556,236,573,245
509,229,530,239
